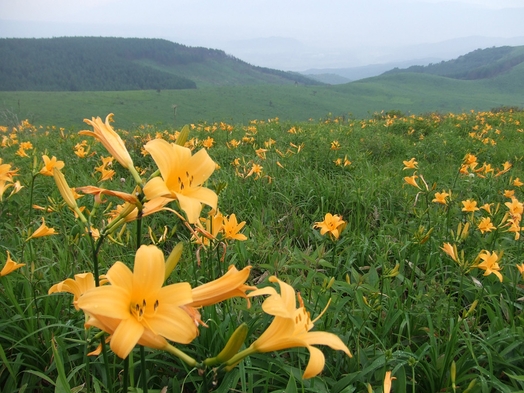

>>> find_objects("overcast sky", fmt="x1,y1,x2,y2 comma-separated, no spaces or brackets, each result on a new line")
1,0,524,70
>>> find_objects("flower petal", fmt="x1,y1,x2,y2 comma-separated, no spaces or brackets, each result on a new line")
78,286,130,319
144,177,174,200
191,266,252,307
105,262,133,292
301,331,352,357
145,139,187,181
252,317,297,352
147,306,197,344
271,277,297,314
302,345,325,379
187,149,216,186
158,282,193,307
110,317,145,358
133,245,165,296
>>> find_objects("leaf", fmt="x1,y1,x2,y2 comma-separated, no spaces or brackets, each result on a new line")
285,372,298,393
51,337,71,393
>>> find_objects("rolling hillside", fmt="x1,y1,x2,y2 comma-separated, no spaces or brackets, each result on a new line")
0,37,322,91
2,64,523,129
1,41,524,127
384,45,524,80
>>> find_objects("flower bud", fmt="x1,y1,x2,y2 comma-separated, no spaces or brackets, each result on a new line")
204,323,248,366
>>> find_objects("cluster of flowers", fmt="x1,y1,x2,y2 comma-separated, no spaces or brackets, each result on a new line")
402,154,524,282
0,157,22,201
38,114,352,379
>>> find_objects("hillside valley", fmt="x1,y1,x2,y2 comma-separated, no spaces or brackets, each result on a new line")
0,37,523,127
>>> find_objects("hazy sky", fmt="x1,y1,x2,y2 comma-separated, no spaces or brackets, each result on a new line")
1,0,524,70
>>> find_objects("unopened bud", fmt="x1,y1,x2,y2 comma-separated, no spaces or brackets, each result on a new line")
165,242,184,281
204,323,248,366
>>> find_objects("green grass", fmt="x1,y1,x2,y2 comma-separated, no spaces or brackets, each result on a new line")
2,68,524,130
1,108,524,392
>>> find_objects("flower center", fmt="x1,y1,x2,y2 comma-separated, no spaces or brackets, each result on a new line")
131,298,159,322
177,171,194,191
295,307,311,333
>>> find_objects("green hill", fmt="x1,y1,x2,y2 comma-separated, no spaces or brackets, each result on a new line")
1,42,524,127
384,45,524,80
0,37,322,91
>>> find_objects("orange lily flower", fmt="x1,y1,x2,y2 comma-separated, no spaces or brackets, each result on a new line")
0,251,25,277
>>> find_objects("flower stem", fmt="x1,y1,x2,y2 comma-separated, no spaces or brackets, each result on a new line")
222,346,256,371
163,344,198,367
140,345,147,393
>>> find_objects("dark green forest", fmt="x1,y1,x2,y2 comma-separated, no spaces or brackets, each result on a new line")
385,45,524,80
0,37,321,91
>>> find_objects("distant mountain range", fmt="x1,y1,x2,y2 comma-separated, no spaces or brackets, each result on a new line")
0,37,323,91
2,36,524,94
383,46,524,80
303,45,524,85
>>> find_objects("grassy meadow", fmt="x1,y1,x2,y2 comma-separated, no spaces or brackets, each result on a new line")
2,63,524,129
1,108,524,393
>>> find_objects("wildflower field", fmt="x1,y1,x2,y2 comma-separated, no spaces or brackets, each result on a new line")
1,108,524,393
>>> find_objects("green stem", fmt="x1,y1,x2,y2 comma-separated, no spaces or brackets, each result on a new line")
164,344,198,367
89,234,105,287
101,339,114,393
136,207,146,393
83,328,91,393
122,357,129,393
140,346,147,393
223,346,257,371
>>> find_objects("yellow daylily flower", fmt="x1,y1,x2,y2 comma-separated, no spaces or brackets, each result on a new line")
190,265,256,308
505,197,523,217
193,210,224,246
403,174,421,189
27,217,57,240
461,199,479,212
79,114,134,171
441,242,458,262
432,191,450,205
314,213,346,240
230,276,351,379
0,180,14,201
384,371,397,393
202,136,215,149
480,203,493,214
39,155,65,176
223,214,248,241
402,157,418,170
77,245,197,358
477,217,496,234
505,216,523,240
330,141,340,150
247,163,263,179
143,138,218,223
0,251,25,277
475,250,503,282
517,263,524,280
48,272,96,310
0,159,19,182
